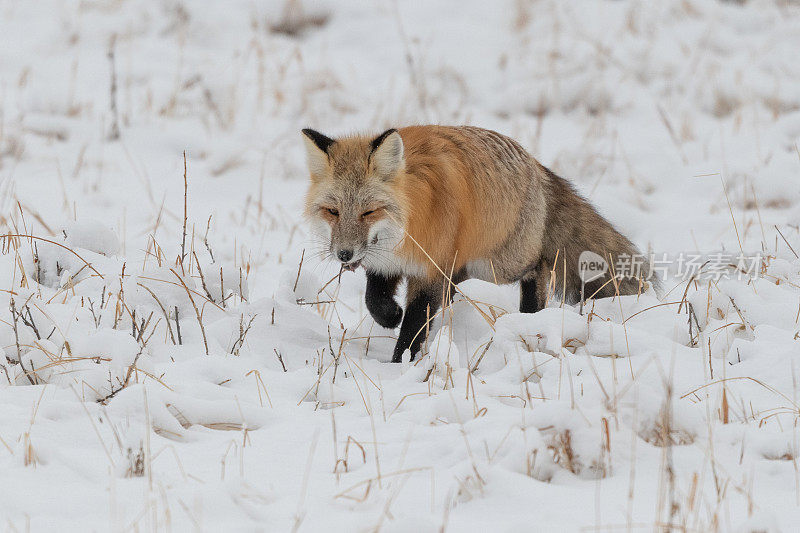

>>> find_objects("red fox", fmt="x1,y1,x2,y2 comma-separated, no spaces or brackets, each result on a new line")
303,126,649,362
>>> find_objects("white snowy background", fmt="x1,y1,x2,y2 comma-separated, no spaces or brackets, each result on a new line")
1,0,800,530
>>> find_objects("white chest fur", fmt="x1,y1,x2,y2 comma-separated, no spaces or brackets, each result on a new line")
360,219,428,278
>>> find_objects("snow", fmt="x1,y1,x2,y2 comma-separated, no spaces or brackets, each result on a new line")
63,219,120,256
1,0,800,530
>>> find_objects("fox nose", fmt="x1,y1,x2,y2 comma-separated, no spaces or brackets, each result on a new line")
337,249,354,263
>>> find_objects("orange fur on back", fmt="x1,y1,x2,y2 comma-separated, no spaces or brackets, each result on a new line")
392,126,525,279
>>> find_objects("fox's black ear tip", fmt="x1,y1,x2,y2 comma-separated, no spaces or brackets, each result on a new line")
302,128,335,153
370,128,400,153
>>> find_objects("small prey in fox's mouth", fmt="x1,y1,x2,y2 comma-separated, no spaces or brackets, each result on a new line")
341,260,361,272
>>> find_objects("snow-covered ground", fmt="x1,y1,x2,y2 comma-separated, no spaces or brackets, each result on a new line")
1,0,800,530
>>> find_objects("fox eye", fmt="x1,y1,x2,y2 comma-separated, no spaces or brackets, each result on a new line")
360,210,375,218
326,208,339,216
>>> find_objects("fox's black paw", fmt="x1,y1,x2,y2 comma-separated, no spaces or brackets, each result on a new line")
391,345,406,363
367,297,403,329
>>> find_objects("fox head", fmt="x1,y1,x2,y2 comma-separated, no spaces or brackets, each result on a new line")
302,128,407,271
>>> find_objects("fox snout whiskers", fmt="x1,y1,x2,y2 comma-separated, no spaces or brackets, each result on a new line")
332,246,366,271
335,248,363,271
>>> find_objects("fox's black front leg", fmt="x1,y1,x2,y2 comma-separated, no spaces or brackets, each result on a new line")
392,278,441,363
519,277,540,313
365,271,402,329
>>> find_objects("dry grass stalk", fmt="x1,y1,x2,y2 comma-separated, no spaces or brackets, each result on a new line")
170,268,208,355
107,34,120,141
230,314,257,355
192,251,214,303
137,283,177,344
245,369,273,408
180,151,188,273
97,346,145,404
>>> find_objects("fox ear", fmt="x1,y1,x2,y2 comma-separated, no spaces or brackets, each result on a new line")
369,129,404,179
301,129,334,179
